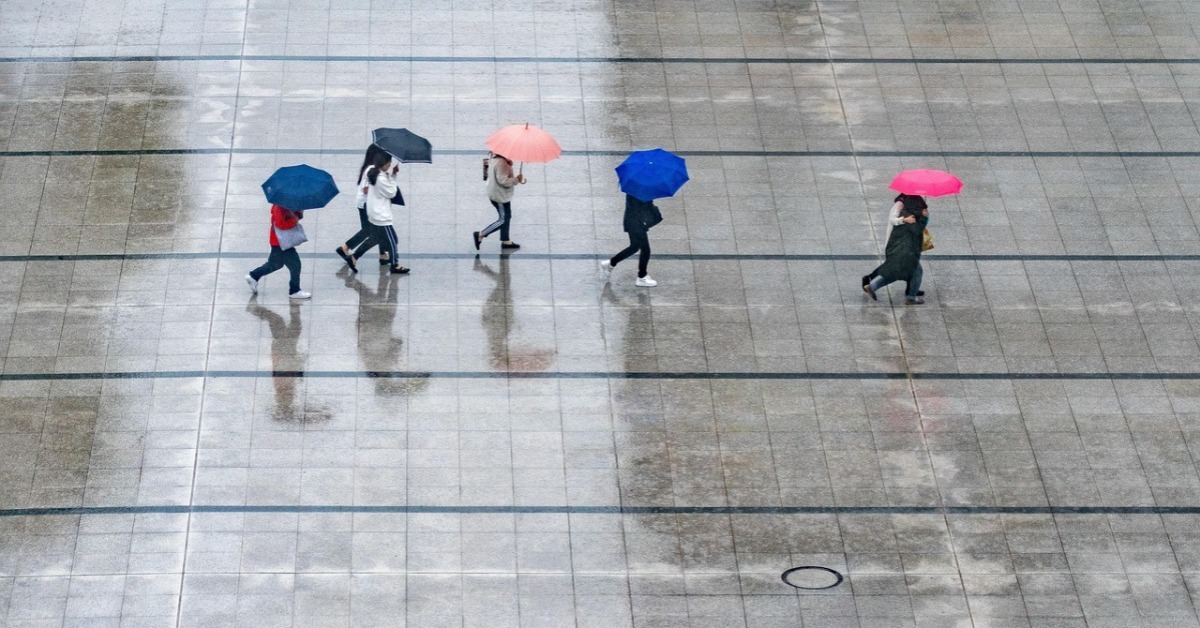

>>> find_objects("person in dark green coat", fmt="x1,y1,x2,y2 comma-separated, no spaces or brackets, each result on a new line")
864,206,928,304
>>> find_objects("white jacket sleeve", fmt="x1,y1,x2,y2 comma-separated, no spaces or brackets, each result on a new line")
888,201,905,226
373,170,397,200
492,159,518,188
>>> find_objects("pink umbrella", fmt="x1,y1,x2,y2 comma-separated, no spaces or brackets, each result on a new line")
485,123,561,173
889,169,963,197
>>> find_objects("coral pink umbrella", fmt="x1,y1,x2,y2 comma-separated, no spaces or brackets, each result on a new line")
485,123,562,173
889,169,963,197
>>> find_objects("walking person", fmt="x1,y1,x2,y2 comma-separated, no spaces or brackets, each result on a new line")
863,203,928,305
473,152,525,251
245,204,311,299
354,151,410,274
863,193,927,296
335,144,391,271
600,193,663,287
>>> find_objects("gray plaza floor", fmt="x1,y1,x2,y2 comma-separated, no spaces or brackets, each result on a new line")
4,0,1200,626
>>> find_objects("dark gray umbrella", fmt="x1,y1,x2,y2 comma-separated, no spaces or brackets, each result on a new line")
372,128,432,163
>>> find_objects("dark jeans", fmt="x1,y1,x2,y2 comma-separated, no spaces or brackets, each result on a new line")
250,246,302,294
481,200,512,241
611,230,651,278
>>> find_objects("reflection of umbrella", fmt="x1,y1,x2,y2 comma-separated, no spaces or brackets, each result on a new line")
615,148,689,201
889,169,963,197
372,128,433,163
485,123,562,164
261,165,339,210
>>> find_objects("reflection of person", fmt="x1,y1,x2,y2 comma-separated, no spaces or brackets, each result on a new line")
335,144,390,271
343,270,429,396
864,204,928,305
473,152,525,251
864,193,927,296
245,302,326,422
474,255,511,369
246,204,309,299
600,194,661,287
473,256,555,371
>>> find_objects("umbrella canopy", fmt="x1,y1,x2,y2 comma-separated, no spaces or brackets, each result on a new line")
615,148,689,201
261,164,339,210
889,169,963,197
372,128,433,164
485,123,561,163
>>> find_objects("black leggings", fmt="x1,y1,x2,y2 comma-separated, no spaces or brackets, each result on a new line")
355,223,398,266
610,230,651,278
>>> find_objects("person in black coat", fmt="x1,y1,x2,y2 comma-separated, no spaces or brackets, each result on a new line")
863,193,927,296
864,205,928,304
600,194,662,287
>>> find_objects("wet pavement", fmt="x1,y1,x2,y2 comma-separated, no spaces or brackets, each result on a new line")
5,0,1200,626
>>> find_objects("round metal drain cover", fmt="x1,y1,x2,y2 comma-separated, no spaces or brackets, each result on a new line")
781,566,844,590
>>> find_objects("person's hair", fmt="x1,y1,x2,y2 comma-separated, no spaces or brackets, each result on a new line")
895,193,928,212
358,144,384,183
365,151,392,186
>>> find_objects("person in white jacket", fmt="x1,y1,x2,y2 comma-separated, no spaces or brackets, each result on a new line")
473,152,525,251
355,151,410,274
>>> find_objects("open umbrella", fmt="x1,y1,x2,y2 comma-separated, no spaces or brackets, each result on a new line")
615,148,689,201
889,169,963,197
261,164,339,210
485,123,561,173
372,128,433,164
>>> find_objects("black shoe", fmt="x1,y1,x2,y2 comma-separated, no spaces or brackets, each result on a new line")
864,284,877,301
390,266,410,274
861,274,870,289
501,242,521,250
917,291,924,296
473,231,482,251
335,247,357,273
379,258,390,266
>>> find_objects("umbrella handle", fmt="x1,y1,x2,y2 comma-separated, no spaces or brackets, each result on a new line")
518,162,524,176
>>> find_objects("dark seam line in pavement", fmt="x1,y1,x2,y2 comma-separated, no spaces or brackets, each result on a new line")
1,253,1197,263
1,54,1196,64
2,371,1198,382
0,505,1196,517
4,149,1200,158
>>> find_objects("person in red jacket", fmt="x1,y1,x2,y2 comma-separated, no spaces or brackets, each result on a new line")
246,204,311,299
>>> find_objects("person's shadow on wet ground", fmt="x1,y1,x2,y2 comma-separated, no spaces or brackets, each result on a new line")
341,268,428,397
245,300,332,424
474,254,555,371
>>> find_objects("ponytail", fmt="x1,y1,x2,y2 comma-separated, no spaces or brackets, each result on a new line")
365,151,392,187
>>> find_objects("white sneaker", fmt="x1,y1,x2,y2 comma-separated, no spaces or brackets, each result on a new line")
245,274,258,294
599,259,612,274
635,275,657,287
289,290,311,300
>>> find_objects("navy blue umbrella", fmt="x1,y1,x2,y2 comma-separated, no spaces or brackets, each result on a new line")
615,148,689,201
261,164,339,210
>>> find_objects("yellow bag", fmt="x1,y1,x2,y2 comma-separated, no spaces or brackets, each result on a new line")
921,228,934,252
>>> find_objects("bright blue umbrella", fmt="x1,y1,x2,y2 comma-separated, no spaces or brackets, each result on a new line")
261,164,339,210
615,148,689,201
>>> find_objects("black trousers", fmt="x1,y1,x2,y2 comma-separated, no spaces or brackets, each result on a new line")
610,230,651,277
250,246,302,294
345,204,388,259
481,200,512,241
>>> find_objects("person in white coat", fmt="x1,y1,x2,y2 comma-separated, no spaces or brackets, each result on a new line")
355,151,410,274
473,152,525,251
